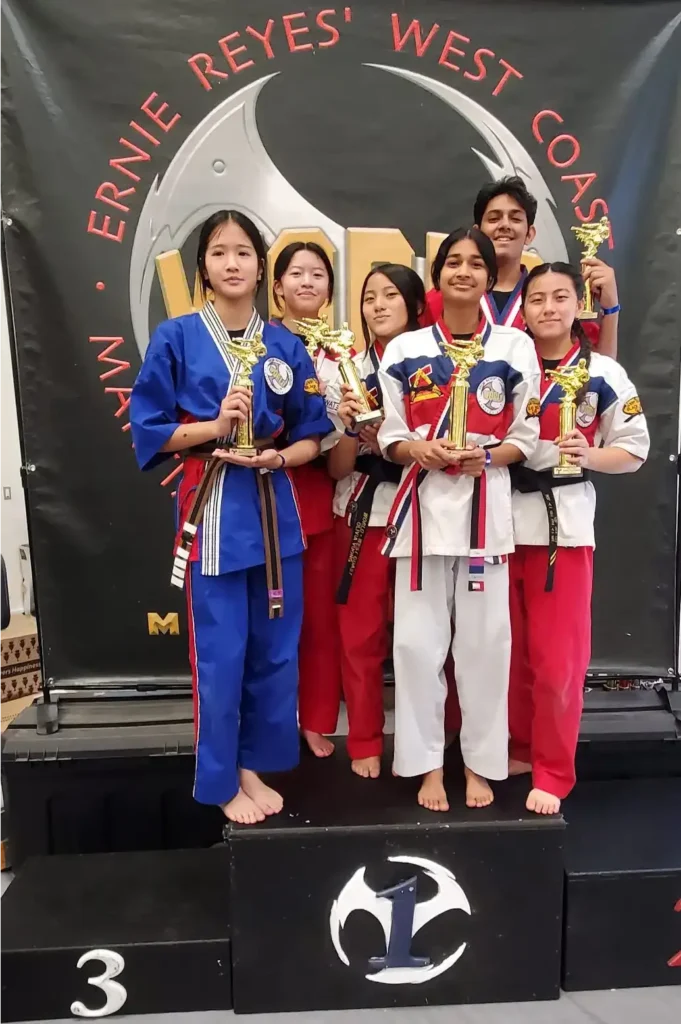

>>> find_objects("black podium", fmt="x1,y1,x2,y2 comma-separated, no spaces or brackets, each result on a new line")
229,741,565,1014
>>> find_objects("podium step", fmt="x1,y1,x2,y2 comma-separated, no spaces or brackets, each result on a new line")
228,739,564,1013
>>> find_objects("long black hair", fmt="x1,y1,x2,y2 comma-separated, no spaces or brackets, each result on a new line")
431,227,497,292
272,241,335,310
522,261,591,402
360,263,426,346
197,210,267,296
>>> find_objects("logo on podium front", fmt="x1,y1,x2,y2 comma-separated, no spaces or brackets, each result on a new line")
329,855,471,985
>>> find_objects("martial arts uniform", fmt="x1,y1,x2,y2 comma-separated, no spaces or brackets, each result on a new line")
378,320,540,780
333,342,402,760
288,338,344,740
130,306,332,806
509,347,649,798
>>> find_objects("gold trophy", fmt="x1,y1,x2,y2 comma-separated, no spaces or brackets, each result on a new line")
547,358,591,477
224,333,267,455
571,216,611,320
441,335,485,449
295,316,382,428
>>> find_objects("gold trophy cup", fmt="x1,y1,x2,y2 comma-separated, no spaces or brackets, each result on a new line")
224,333,267,455
441,335,485,449
547,358,591,477
571,216,611,320
295,317,382,428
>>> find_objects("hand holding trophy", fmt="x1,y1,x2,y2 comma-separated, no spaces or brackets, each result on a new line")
441,335,486,449
547,358,591,477
571,217,611,320
223,333,267,455
295,317,382,428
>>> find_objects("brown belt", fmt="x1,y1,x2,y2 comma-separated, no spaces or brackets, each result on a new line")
170,438,284,619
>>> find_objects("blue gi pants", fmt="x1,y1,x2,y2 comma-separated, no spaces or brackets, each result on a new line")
188,554,303,805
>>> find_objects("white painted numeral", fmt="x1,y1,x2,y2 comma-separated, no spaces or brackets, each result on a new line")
70,949,128,1018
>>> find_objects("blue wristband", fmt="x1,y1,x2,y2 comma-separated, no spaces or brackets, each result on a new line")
601,303,620,316
345,428,360,438
484,449,492,467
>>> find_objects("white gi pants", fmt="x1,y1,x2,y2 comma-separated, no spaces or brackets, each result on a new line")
393,555,510,780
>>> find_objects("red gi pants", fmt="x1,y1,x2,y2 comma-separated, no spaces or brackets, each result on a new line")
335,517,391,759
509,545,593,799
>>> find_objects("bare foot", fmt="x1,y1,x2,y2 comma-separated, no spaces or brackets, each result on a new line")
526,788,561,815
303,730,335,758
465,767,494,808
221,789,265,825
418,768,449,812
508,758,532,776
351,756,381,779
240,768,284,816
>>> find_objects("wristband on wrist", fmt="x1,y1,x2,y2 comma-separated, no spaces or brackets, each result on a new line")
345,427,360,438
484,449,492,467
601,303,620,316
277,453,286,469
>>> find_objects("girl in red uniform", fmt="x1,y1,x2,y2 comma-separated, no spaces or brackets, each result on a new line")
272,242,342,758
328,264,425,778
509,262,649,814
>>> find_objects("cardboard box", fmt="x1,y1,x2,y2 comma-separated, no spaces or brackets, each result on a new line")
1,614,42,701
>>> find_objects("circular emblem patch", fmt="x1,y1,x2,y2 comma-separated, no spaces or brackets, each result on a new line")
576,391,598,428
264,357,293,395
476,376,506,416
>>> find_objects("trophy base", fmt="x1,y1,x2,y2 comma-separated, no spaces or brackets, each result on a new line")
353,409,383,429
577,311,599,321
553,464,583,478
233,447,257,458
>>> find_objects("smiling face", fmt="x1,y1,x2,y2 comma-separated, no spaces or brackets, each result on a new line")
523,270,580,343
203,220,261,301
274,249,331,320
361,272,410,343
439,238,491,307
479,192,536,265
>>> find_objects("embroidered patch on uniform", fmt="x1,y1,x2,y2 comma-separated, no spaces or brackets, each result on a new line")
526,397,541,418
576,391,598,428
409,364,442,402
385,524,398,540
623,395,643,418
366,385,380,409
303,376,321,395
264,357,293,395
476,376,506,415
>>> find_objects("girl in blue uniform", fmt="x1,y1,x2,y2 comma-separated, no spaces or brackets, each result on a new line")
130,211,332,825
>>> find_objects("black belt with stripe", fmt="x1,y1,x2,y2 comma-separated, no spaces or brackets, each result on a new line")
510,464,590,592
336,454,402,605
172,438,284,619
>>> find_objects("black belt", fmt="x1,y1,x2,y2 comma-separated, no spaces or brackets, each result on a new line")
336,454,402,604
172,438,284,619
510,465,590,592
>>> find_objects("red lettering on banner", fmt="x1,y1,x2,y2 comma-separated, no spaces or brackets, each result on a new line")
391,15,440,56
110,138,154,183
668,898,681,968
438,30,470,72
105,387,132,427
219,32,255,73
532,109,563,143
129,120,161,147
94,182,136,213
317,9,341,48
188,52,230,91
547,134,580,169
246,20,276,58
283,12,314,52
492,58,522,96
561,173,598,205
141,93,181,133
464,48,495,82
87,211,125,244
89,337,131,381
575,197,609,223
161,457,184,488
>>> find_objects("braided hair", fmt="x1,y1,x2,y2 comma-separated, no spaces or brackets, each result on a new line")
522,261,592,405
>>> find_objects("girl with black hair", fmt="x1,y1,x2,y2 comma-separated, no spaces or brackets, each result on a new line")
326,264,425,779
509,262,648,814
378,229,541,812
130,211,333,825
270,241,343,759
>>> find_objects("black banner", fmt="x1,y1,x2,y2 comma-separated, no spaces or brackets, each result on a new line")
2,0,679,683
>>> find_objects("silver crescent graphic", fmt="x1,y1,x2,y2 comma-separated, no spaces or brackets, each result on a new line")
329,855,471,985
366,64,568,264
129,74,345,357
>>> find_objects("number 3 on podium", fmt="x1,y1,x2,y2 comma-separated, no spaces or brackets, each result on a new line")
71,949,128,1018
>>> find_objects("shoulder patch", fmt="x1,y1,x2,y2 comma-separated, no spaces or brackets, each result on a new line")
576,391,598,429
264,357,293,395
304,376,321,395
623,395,643,419
526,397,541,418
